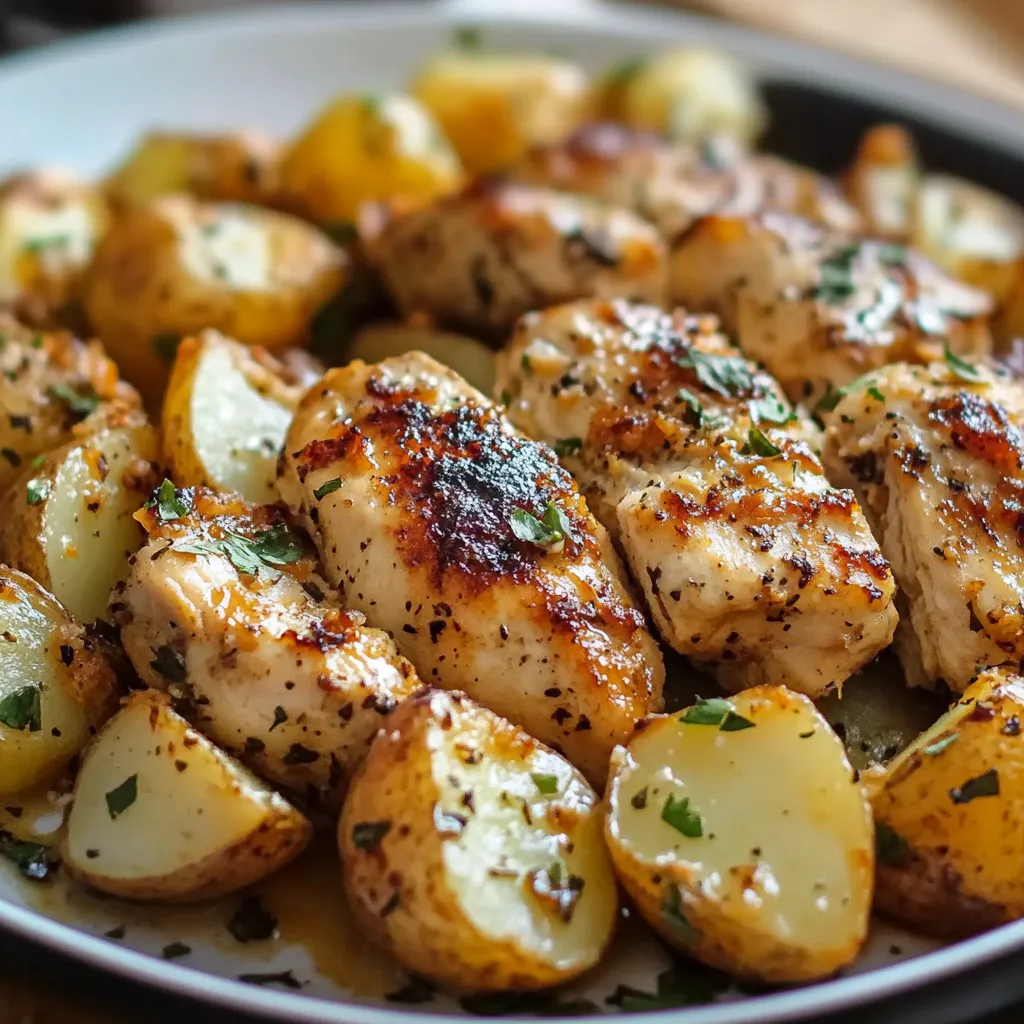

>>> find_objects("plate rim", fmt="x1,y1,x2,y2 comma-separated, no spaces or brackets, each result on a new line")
3,1,1024,1020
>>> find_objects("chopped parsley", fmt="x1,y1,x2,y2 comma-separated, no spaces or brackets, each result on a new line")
510,502,576,550
454,25,482,49
944,342,983,383
228,895,278,942
0,686,41,732
866,386,886,403
499,389,512,407
177,523,306,577
552,437,583,458
750,393,795,425
677,388,704,427
875,822,910,866
531,773,559,795
923,733,959,757
606,964,731,1011
313,477,342,501
238,970,302,989
661,794,702,838
746,427,782,458
161,941,191,960
105,774,138,819
815,244,859,305
151,333,182,363
676,349,753,400
950,767,999,805
0,831,57,881
661,885,698,944
144,479,192,521
48,382,100,422
520,353,533,376
351,820,391,851
25,478,50,506
681,696,755,732
149,645,186,683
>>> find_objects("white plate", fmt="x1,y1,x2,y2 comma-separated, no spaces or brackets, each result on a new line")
2,2,1024,1022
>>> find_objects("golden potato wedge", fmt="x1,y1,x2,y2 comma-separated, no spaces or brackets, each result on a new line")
595,49,765,147
340,689,617,992
412,51,590,175
0,315,143,492
279,94,463,225
0,169,110,328
104,130,280,209
0,419,159,625
605,687,873,984
63,690,311,901
0,567,116,795
162,330,319,503
872,668,1024,939
347,324,495,395
81,196,347,404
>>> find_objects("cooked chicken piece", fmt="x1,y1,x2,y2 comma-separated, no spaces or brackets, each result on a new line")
670,211,992,404
278,352,664,786
514,122,862,241
112,488,421,804
822,358,1024,691
495,299,898,697
0,313,143,491
360,177,667,341
845,124,1024,321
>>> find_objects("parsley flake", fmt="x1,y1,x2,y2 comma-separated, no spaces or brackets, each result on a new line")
944,343,983,383
552,437,582,458
923,733,959,757
0,686,41,732
875,822,910,866
352,820,391,851
661,794,702,838
146,479,191,521
681,696,755,732
313,477,342,501
105,774,138,819
950,767,999,804
454,25,482,49
25,478,50,506
661,885,698,944
177,523,306,577
815,244,859,305
866,386,886,403
0,830,57,881
510,502,576,551
149,645,186,683
48,382,99,422
152,333,182,363
747,427,782,458
531,773,559,795
676,349,753,400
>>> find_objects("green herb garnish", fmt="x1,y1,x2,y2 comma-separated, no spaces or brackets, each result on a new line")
815,244,860,305
352,821,391,851
510,502,575,550
0,686,41,732
552,437,582,458
661,794,702,838
313,477,342,500
454,25,482,49
747,427,782,458
944,342,983,383
866,386,886,403
105,774,138,819
682,696,755,732
676,349,753,400
177,524,305,577
151,333,182,363
950,767,999,805
146,479,191,521
0,830,57,881
875,822,910,866
660,885,698,944
149,645,186,684
25,478,50,506
48,382,100,422
531,773,559,795
923,733,959,757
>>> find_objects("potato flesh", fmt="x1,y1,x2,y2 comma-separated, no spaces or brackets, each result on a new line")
180,340,292,503
0,574,96,793
429,713,615,965
42,425,157,624
611,689,872,963
65,693,307,885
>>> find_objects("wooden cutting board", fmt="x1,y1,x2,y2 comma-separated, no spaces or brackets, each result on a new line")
4,1,1024,1020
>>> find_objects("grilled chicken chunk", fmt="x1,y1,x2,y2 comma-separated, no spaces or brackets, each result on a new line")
670,211,993,403
495,299,898,697
112,489,421,804
278,352,664,785
360,177,667,340
514,123,862,242
823,359,1024,691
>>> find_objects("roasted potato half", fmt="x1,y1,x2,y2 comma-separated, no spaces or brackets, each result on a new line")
0,419,159,625
605,687,873,984
412,51,590,175
0,169,109,328
105,130,280,209
81,196,347,404
162,330,319,503
63,691,312,901
872,668,1024,939
0,567,117,795
340,689,618,992
595,49,765,147
279,93,463,225
0,315,143,492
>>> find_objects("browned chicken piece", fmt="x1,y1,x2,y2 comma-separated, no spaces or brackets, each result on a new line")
278,352,665,786
514,122,863,242
670,211,993,404
360,176,667,340
495,299,898,697
823,357,1024,692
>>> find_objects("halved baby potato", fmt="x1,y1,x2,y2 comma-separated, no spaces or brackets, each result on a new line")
0,567,117,795
162,330,319,503
872,668,1024,939
279,93,463,225
81,195,347,404
63,690,312,901
0,418,160,625
346,324,495,395
339,689,618,992
605,687,873,984
412,51,590,175
104,130,281,209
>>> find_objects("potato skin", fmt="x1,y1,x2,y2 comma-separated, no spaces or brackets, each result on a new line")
62,691,311,902
340,689,617,992
279,94,463,225
873,668,1024,939
81,196,346,404
413,52,590,175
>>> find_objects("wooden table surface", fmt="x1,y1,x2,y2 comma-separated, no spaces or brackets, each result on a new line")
4,1,1024,1021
